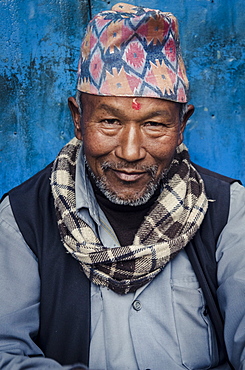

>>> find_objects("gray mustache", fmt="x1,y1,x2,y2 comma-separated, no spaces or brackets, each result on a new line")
101,161,158,176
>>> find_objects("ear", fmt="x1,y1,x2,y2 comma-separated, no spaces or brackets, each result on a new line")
178,104,195,145
68,96,83,140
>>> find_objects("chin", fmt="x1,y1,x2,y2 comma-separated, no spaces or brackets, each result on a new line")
102,185,158,206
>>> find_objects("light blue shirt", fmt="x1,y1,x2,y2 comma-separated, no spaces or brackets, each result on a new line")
0,149,245,369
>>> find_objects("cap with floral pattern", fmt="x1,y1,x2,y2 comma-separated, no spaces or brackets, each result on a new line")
77,2,189,102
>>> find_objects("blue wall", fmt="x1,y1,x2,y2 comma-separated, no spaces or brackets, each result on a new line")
1,0,244,196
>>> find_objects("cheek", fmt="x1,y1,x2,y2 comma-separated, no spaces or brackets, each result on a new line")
147,139,179,176
147,136,179,160
82,130,115,157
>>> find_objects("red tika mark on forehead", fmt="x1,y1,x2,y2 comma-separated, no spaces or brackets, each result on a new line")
132,98,141,110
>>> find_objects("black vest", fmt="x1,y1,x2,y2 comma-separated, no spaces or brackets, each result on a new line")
6,163,236,366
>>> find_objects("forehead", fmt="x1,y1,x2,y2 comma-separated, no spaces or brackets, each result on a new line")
81,93,180,119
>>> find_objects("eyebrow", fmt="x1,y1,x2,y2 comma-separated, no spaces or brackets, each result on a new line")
96,103,173,120
143,111,173,120
96,103,121,115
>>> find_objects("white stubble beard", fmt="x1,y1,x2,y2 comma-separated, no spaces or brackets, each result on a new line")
85,156,168,206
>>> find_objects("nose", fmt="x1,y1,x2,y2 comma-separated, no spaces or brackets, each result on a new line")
115,124,146,162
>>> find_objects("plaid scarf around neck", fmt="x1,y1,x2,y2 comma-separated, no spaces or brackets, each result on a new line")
51,137,208,294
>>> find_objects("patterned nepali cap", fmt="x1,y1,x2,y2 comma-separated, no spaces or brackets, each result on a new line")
77,3,189,103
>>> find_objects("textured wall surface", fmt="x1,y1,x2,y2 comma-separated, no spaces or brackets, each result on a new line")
0,0,244,196
0,0,90,196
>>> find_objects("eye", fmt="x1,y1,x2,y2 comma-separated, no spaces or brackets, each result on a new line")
143,121,170,137
98,118,122,136
144,121,166,128
100,119,121,126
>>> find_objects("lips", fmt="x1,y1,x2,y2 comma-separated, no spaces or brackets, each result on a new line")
112,169,147,182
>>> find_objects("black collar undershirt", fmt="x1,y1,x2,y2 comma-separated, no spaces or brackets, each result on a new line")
88,172,161,246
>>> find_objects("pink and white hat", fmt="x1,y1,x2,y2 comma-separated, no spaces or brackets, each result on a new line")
77,2,189,103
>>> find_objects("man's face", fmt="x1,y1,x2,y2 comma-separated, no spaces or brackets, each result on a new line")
73,94,189,206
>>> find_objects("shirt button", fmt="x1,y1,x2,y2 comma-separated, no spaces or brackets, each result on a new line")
132,300,142,311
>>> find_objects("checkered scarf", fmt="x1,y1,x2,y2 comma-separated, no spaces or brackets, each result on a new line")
51,137,208,294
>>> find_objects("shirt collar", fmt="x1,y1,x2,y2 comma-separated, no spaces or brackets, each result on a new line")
75,143,101,226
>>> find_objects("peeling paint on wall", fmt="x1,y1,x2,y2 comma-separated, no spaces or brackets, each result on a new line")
0,0,245,196
0,0,90,195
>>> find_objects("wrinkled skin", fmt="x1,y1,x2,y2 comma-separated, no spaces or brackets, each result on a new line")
68,93,194,205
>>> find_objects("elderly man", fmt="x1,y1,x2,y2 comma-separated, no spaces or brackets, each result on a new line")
0,3,245,370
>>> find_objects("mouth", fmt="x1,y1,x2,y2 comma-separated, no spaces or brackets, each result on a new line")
112,169,147,182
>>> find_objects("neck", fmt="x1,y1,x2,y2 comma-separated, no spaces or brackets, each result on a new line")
88,171,161,245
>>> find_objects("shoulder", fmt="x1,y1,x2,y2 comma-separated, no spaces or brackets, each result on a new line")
192,162,241,201
193,163,239,184
5,163,55,252
8,162,53,198
229,181,245,220
0,195,38,260
192,163,242,237
0,195,19,232
6,162,54,219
